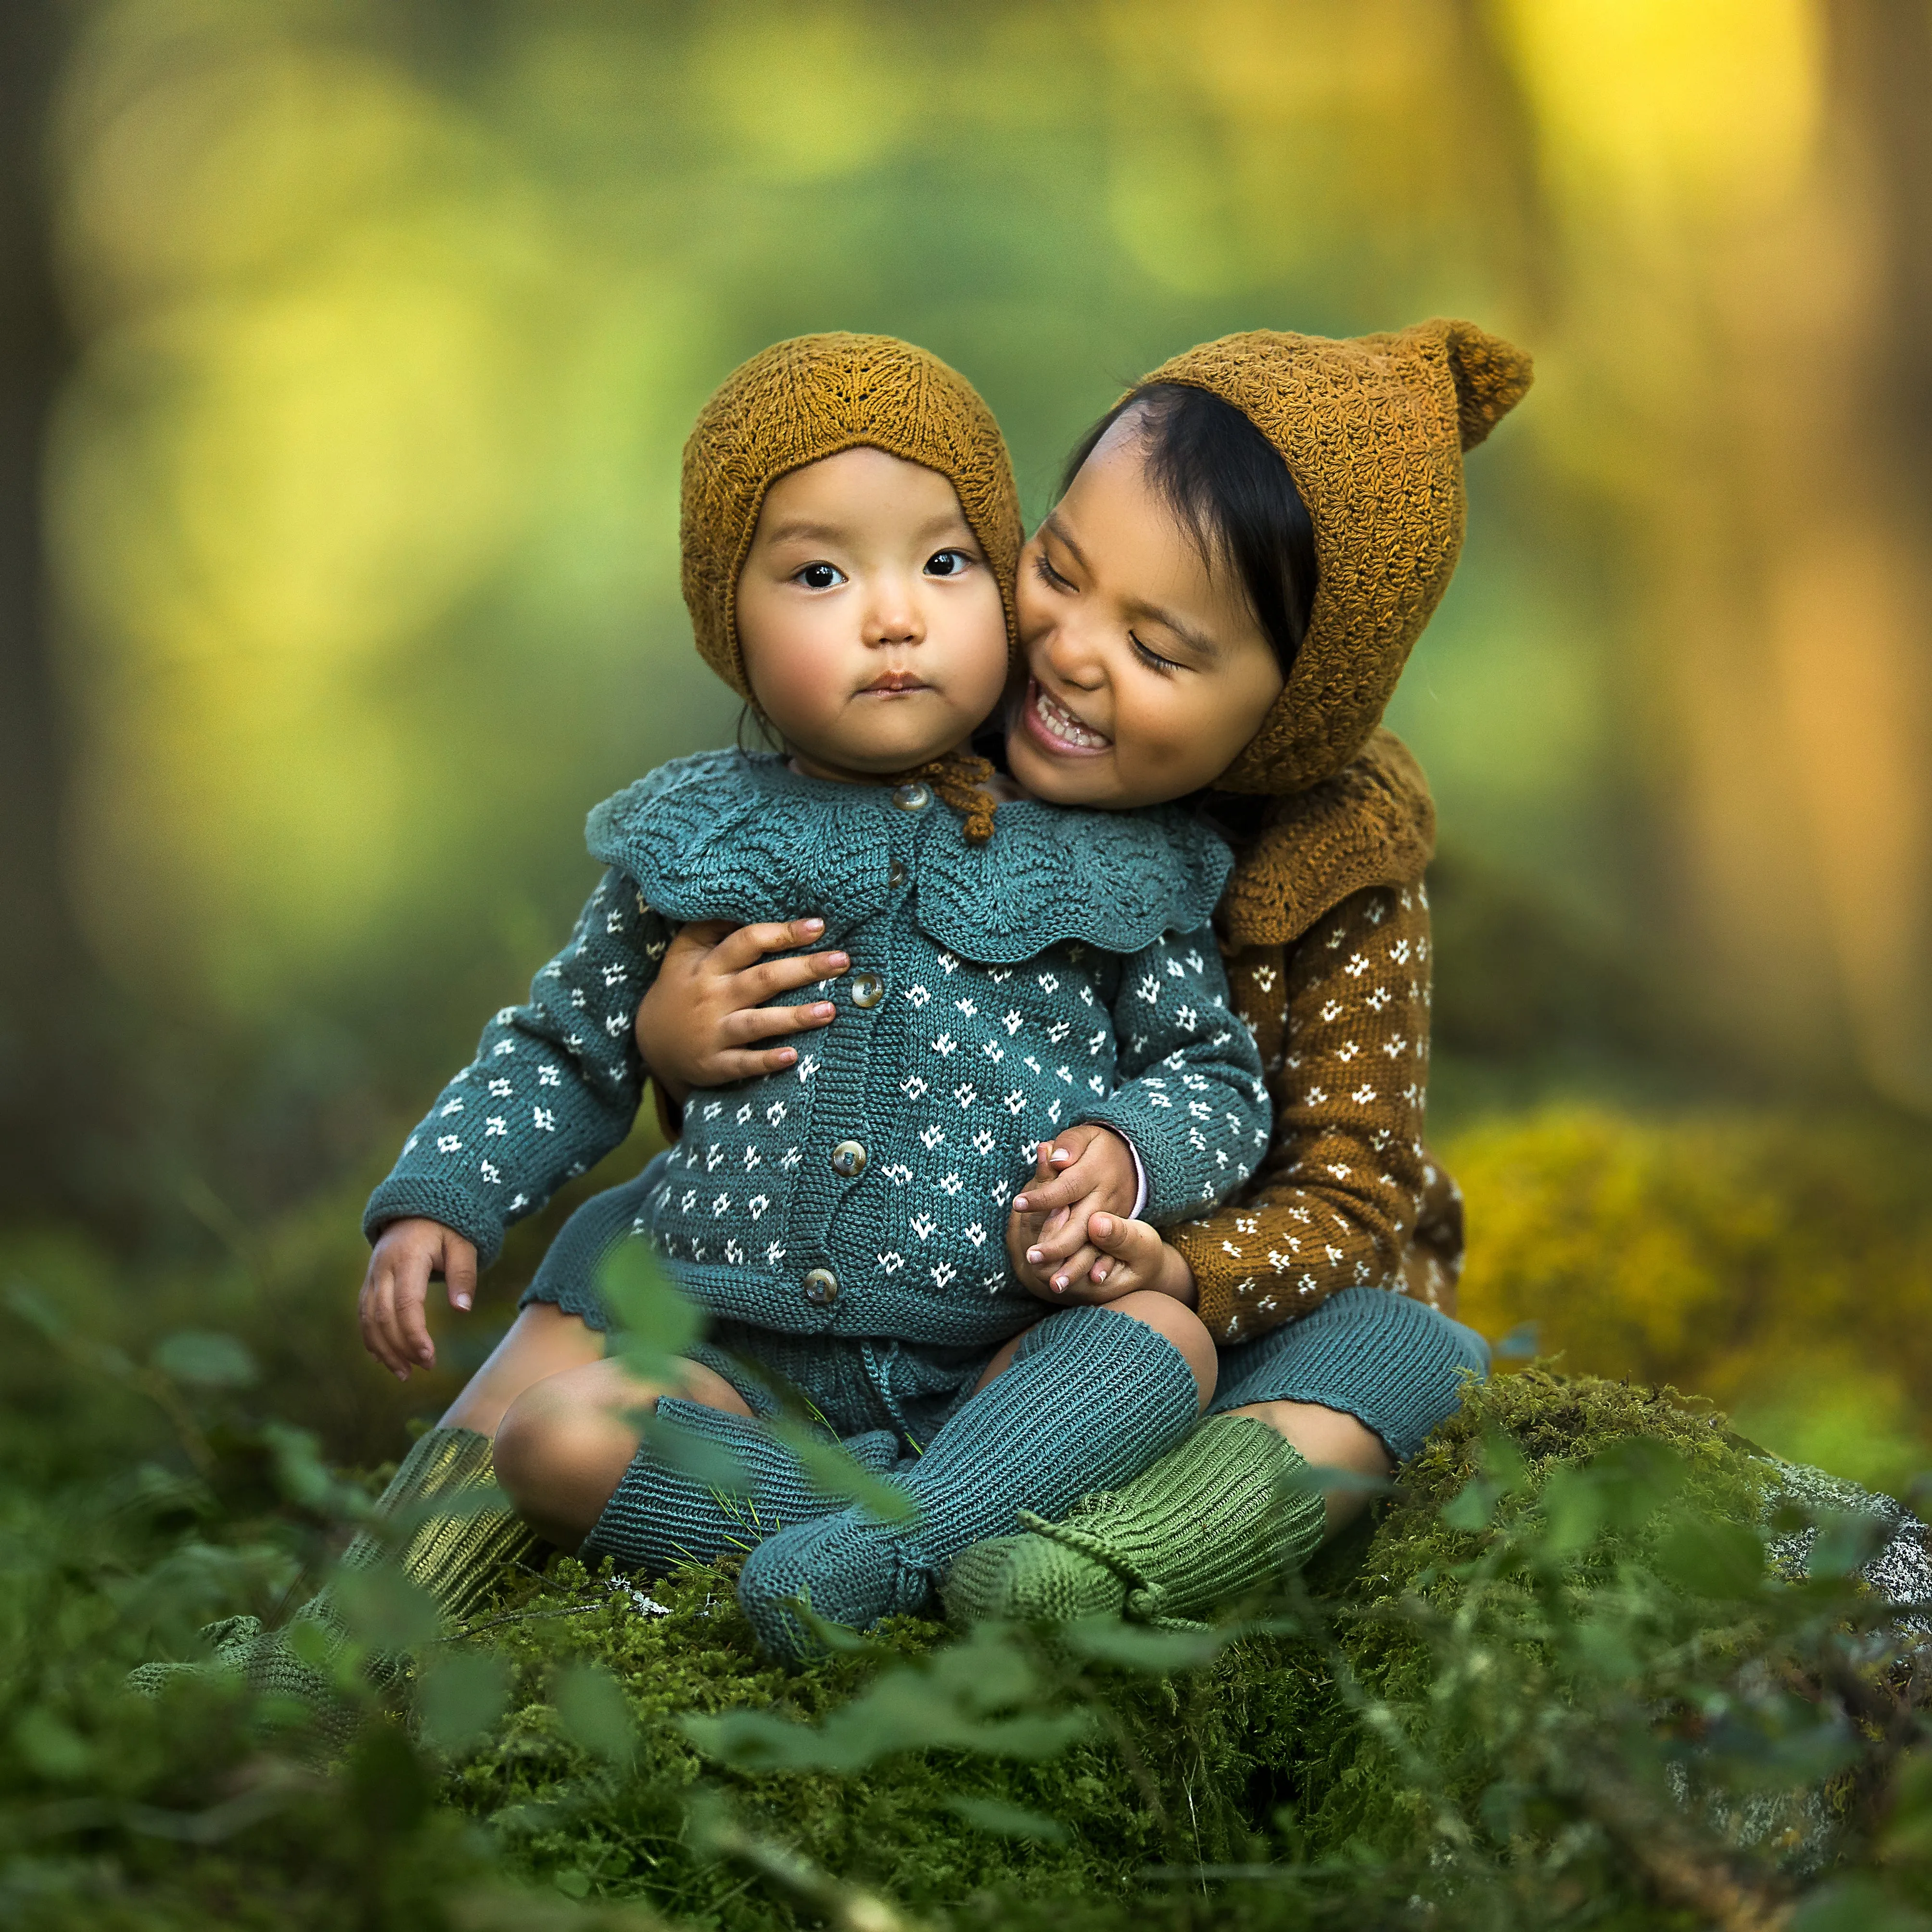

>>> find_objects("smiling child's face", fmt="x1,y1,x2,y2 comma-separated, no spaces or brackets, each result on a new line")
735,446,1010,783
1005,408,1288,811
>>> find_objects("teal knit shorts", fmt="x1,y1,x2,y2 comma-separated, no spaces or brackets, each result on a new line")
520,1155,993,1448
522,1161,1488,1462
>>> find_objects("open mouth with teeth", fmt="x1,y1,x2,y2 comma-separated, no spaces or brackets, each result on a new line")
1024,677,1112,754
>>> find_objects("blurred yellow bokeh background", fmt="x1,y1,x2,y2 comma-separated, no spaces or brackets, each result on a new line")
4,0,1929,1484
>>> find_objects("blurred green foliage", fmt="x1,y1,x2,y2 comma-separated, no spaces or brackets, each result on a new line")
5,1233,1932,1931
31,0,1599,1222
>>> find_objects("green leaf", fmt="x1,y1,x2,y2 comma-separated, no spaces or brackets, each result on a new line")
553,1870,593,1900
946,1795,1068,1842
347,1721,432,1835
1808,1509,1889,1580
1791,1876,1932,1932
1441,1478,1500,1533
1061,1617,1228,1673
1590,1436,1685,1529
554,1661,635,1766
416,1650,511,1754
1537,1467,1608,1557
260,1421,350,1514
1656,1516,1766,1599
597,1242,700,1385
13,1707,94,1782
637,1411,748,1492
1275,1462,1393,1500
152,1330,258,1389
767,1417,917,1524
3,1279,66,1339
1880,1750,1932,1861
684,1625,1087,1772
335,1566,441,1651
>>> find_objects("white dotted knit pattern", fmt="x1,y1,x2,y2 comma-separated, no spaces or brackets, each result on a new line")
365,870,666,1261
1172,883,1457,1344
368,758,1271,1347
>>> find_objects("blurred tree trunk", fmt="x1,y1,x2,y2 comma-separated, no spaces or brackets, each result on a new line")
0,1,90,1213
1789,0,1932,1108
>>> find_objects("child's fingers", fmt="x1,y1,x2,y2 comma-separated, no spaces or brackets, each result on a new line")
1044,1244,1104,1295
734,950,850,1006
357,1277,392,1372
706,1044,810,1082
1010,1169,1089,1215
705,918,827,974
362,1271,410,1380
444,1237,477,1314
1087,1212,1169,1275
398,1283,435,1373
381,1246,437,1372
1024,1209,1093,1271
721,999,837,1045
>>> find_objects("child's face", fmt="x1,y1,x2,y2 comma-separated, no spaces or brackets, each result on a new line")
735,448,1009,781
1005,409,1286,811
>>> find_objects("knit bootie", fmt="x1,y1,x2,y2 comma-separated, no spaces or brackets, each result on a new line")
735,1307,1200,1658
129,1425,536,1751
581,1398,902,1576
942,1415,1328,1629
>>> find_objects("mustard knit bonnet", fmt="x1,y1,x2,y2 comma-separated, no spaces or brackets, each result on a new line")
1138,319,1532,796
681,332,1024,699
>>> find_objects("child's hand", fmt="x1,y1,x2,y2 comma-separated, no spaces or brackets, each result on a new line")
635,918,848,1102
1080,1212,1199,1307
1006,1123,1139,1301
359,1218,477,1381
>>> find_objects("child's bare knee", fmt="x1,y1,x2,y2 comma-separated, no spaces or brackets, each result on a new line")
494,1374,633,1542
1104,1291,1217,1406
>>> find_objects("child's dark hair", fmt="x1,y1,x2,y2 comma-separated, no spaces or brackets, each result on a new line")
1061,382,1319,677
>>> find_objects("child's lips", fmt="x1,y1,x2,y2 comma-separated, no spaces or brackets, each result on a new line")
861,672,930,694
1023,678,1112,755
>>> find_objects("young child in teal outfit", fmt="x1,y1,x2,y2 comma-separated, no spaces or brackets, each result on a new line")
359,333,1268,1655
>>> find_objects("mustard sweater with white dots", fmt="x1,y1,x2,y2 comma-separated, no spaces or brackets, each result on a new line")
366,750,1271,1349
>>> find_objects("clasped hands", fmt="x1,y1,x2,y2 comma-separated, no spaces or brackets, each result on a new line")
639,918,1197,1309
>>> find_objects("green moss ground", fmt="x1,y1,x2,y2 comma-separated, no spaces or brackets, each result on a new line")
7,1098,1932,1929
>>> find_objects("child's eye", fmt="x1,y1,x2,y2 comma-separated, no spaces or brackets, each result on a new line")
924,548,974,578
1032,551,1074,593
796,562,845,590
1130,631,1182,676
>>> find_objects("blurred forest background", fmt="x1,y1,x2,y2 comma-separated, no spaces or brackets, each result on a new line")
3,0,1930,1494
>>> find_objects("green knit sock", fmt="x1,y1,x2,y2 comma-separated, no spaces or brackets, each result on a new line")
942,1415,1327,1629
129,1425,537,1750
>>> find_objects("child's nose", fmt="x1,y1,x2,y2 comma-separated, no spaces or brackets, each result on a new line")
1041,612,1104,688
865,581,924,646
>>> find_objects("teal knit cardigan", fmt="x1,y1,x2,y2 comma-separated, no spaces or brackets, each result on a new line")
366,751,1271,1348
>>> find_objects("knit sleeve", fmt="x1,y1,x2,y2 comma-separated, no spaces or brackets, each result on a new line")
1076,924,1272,1225
362,869,673,1266
1169,883,1435,1344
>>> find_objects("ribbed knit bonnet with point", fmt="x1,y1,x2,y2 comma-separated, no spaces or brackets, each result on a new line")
1137,320,1532,942
1142,318,1532,798
680,332,1023,841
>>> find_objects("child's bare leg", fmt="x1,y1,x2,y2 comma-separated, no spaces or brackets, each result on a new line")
437,1301,610,1437
493,1356,752,1548
974,1289,1217,1409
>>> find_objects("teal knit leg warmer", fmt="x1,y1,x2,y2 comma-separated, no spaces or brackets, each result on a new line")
580,1398,900,1576
1212,1286,1489,1461
735,1306,1200,1658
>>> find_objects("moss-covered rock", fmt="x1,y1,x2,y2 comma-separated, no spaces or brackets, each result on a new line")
432,1368,1813,1927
